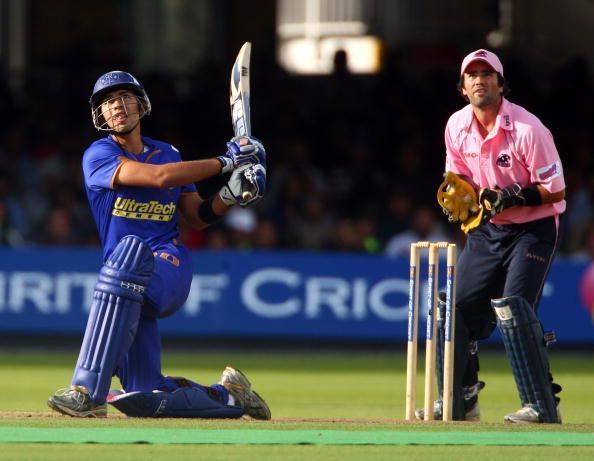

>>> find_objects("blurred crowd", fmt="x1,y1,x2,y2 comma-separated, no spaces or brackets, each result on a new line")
0,48,593,260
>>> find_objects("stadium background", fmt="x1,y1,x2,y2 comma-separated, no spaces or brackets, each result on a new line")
0,0,593,346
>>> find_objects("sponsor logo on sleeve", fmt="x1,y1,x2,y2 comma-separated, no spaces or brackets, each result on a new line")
536,161,561,182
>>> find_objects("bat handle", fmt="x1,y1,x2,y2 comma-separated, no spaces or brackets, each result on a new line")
240,174,254,201
236,139,254,202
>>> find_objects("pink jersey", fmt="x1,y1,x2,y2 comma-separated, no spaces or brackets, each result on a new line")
445,98,565,225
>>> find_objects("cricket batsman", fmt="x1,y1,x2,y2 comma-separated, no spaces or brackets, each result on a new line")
47,71,270,419
431,50,565,423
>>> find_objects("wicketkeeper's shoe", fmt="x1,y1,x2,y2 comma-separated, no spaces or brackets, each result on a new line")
464,401,481,421
219,366,271,420
504,404,562,424
47,385,107,418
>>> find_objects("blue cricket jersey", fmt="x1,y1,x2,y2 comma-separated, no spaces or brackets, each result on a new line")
82,135,197,260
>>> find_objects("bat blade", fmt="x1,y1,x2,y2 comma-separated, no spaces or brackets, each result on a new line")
230,42,252,138
229,42,254,201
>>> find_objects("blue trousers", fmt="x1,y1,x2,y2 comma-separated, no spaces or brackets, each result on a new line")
448,217,560,418
456,216,558,341
114,242,200,393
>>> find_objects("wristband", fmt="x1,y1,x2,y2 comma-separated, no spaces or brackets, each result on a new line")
521,184,542,206
217,156,234,175
197,197,221,225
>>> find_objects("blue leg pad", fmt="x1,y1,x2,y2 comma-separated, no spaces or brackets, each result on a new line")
492,296,558,423
72,235,154,405
108,387,244,418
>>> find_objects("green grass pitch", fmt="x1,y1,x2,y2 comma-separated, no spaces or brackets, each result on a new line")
0,347,593,460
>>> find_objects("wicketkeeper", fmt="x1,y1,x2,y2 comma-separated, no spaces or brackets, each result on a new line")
427,50,565,423
47,71,270,419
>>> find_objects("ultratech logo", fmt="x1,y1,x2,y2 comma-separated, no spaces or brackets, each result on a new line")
112,197,176,221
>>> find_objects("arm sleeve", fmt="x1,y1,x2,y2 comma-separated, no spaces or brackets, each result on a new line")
82,143,124,191
522,123,565,194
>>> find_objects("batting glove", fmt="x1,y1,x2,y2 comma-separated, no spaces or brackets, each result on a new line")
217,136,266,174
219,164,267,207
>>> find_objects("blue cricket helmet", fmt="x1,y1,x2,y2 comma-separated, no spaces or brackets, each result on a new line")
90,70,152,130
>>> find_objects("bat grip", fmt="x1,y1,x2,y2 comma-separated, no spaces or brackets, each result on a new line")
240,175,253,201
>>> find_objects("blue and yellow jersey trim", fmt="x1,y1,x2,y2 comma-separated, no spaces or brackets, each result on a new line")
154,251,181,267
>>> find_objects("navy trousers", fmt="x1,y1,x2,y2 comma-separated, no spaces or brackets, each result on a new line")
456,216,558,341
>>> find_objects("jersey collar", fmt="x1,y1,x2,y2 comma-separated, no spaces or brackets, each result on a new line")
108,135,153,157
463,97,514,137
495,98,514,132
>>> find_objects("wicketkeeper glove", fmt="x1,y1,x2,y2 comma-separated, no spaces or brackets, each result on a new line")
436,171,480,223
479,183,542,215
217,136,267,174
460,208,489,234
219,164,267,207
460,183,542,233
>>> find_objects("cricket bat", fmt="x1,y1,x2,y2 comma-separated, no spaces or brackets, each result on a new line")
229,42,253,200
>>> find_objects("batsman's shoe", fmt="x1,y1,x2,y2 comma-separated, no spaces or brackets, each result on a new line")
415,381,485,421
414,400,481,422
47,385,107,418
415,399,444,421
219,366,271,420
504,404,561,424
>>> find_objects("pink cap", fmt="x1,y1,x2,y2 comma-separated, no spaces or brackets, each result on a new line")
460,49,504,76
